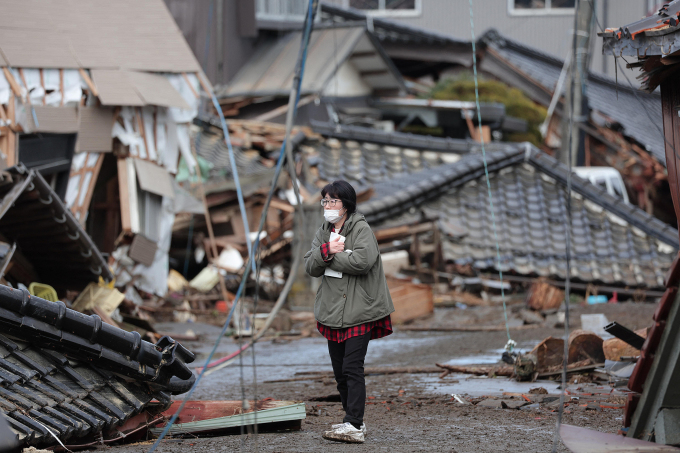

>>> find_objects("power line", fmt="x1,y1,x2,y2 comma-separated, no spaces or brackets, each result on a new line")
467,0,515,352
146,1,318,450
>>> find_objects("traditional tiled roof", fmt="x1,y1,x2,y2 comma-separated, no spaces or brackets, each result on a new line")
0,286,195,446
360,144,677,289
481,30,665,165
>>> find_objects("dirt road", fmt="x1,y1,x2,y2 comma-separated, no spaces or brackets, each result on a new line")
112,302,651,452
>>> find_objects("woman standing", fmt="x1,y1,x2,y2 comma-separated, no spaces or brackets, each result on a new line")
304,180,394,444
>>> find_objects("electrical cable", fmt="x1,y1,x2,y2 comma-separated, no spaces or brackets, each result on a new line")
467,0,515,352
552,1,581,451
146,2,318,450
197,0,319,375
585,0,680,163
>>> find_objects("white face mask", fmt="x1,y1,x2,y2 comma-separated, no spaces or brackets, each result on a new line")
324,209,344,223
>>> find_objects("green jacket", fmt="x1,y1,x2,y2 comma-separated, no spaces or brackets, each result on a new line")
304,212,394,328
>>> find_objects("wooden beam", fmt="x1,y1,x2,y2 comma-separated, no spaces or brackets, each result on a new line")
117,157,132,232
59,69,64,106
78,68,99,97
181,72,199,98
350,51,377,59
5,92,15,167
359,69,389,77
196,72,211,96
2,68,22,98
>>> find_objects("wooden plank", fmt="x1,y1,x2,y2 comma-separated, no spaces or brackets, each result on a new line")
59,69,64,106
5,93,15,167
39,69,45,105
392,288,433,324
2,68,21,97
181,72,199,98
196,72,211,95
78,68,99,97
117,157,132,232
76,153,105,224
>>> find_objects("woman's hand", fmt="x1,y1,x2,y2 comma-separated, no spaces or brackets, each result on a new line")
328,235,345,254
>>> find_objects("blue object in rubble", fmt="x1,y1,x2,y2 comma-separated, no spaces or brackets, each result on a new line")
587,295,608,304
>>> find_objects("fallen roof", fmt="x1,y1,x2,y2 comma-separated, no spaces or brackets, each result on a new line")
0,0,200,72
360,144,677,289
0,285,195,446
0,164,112,289
219,25,405,99
600,1,680,55
311,121,474,152
479,30,665,165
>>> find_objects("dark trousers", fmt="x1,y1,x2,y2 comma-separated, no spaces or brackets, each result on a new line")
327,331,371,426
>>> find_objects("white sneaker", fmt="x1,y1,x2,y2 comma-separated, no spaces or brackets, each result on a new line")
323,422,365,443
332,422,367,436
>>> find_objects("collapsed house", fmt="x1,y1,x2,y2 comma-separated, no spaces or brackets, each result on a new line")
0,0,207,297
314,4,672,227
0,285,195,446
601,1,680,444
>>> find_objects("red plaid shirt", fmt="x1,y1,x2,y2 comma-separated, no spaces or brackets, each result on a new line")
317,225,393,342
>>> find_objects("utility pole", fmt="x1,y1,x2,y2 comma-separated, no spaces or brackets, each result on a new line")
558,0,596,167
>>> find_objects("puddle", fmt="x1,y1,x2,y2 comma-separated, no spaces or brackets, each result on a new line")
414,374,561,396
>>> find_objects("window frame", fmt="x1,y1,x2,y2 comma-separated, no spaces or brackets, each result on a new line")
508,0,575,16
343,0,422,17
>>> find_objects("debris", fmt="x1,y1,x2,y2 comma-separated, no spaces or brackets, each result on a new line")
387,278,434,324
560,424,680,452
581,314,613,339
265,366,442,383
519,309,545,325
401,324,539,332
537,360,604,379
526,280,564,311
513,354,537,381
603,327,648,361
529,387,549,394
189,266,221,292
168,269,190,293
0,286,196,447
71,282,125,317
530,337,565,371
476,399,504,409
217,246,245,273
149,400,306,436
568,329,606,365
435,363,514,378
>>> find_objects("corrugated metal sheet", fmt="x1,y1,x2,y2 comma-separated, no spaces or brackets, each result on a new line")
222,26,404,98
0,0,200,72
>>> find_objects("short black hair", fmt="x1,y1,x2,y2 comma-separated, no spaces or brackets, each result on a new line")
321,180,356,215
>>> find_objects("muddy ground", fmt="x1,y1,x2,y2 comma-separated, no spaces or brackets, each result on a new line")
112,302,654,452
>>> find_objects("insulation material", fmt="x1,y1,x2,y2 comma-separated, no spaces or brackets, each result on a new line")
8,69,27,99
42,69,60,91
114,195,175,296
176,124,196,174
166,73,199,123
63,69,83,105
117,107,146,159
76,107,114,153
142,107,158,161
163,115,180,173
0,71,9,105
66,152,104,223
20,69,45,104
133,158,175,199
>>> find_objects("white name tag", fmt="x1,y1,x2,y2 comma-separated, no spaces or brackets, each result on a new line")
324,232,346,278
